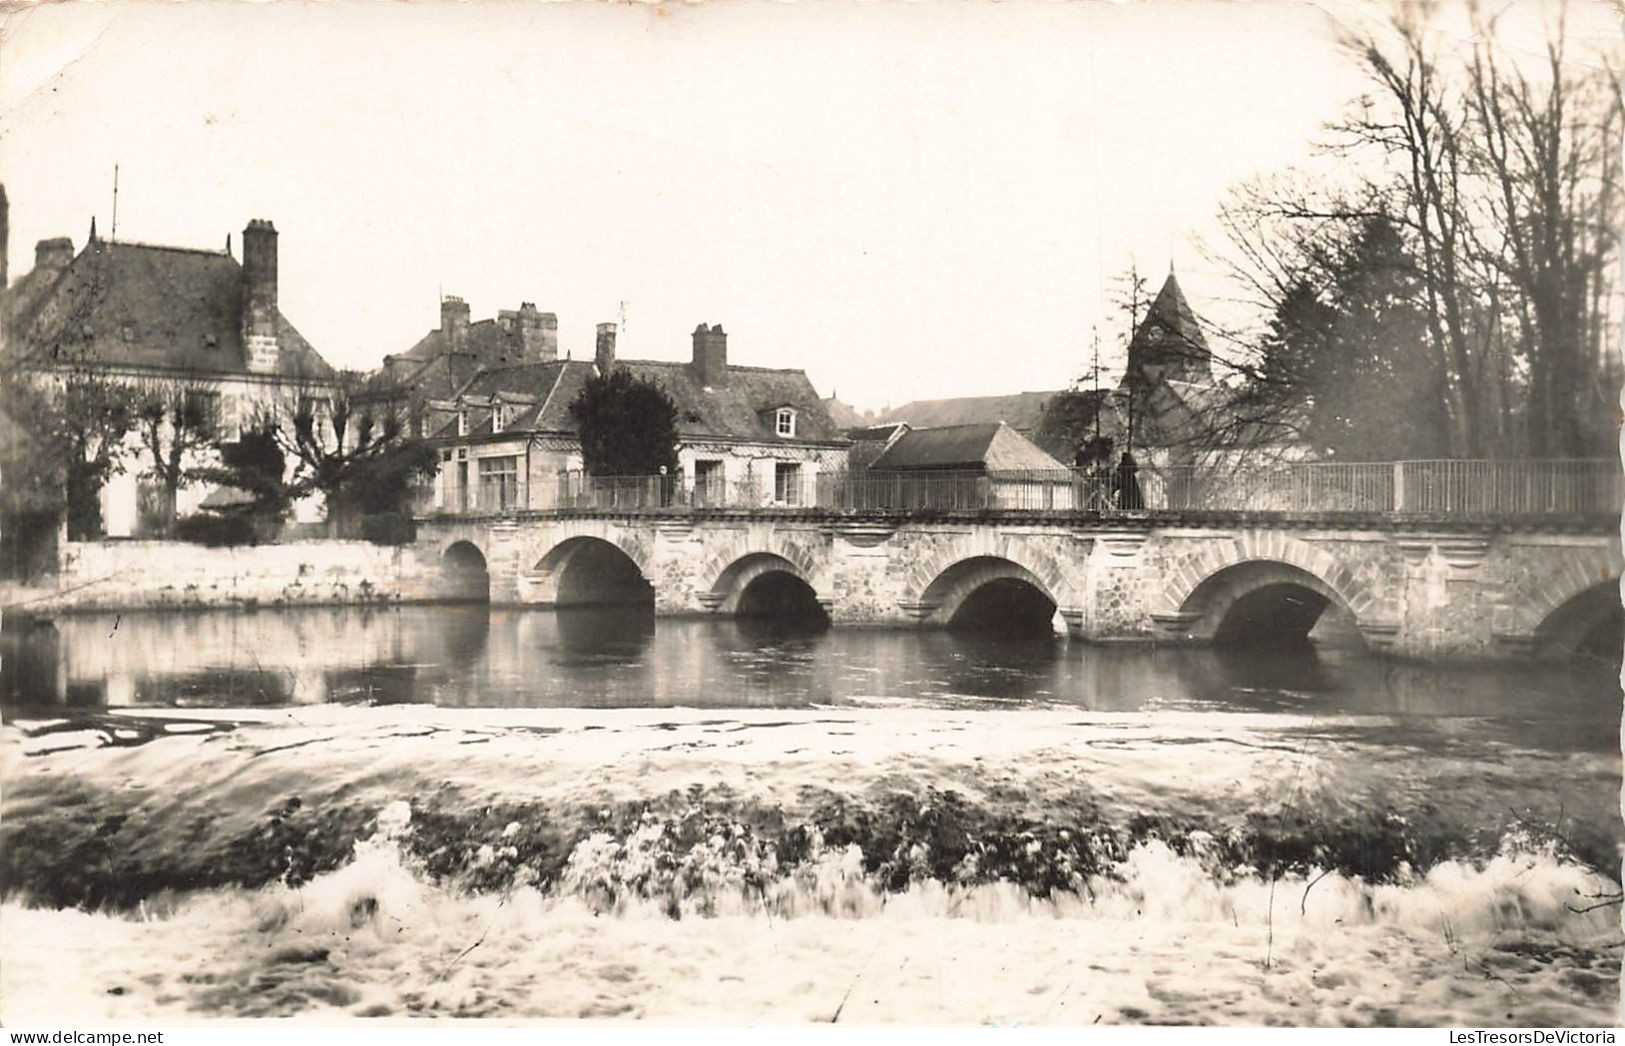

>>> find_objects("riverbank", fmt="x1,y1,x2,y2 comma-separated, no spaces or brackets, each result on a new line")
2,705,1619,1024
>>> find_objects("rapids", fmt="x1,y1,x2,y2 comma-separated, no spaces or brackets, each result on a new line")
1,605,1620,1024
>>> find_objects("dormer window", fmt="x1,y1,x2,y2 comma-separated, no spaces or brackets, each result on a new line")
494,405,510,430
457,409,469,437
776,408,796,437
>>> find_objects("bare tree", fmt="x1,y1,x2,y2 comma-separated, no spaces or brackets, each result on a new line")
1466,5,1624,457
130,377,221,535
273,369,436,536
1206,3,1622,461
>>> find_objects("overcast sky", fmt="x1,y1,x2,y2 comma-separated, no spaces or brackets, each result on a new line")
1,1,1612,410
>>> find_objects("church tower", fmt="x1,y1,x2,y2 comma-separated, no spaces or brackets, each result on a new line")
1123,269,1213,388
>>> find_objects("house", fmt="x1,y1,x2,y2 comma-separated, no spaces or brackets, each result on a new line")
868,421,1066,473
1,216,337,536
379,296,561,433
854,421,1080,510
873,389,1067,440
419,317,849,512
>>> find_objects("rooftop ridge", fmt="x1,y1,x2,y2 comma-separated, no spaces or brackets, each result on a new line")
83,239,236,259
902,421,1004,433
621,357,811,376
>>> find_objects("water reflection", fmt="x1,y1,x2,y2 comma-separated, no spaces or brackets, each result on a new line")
2,607,1618,746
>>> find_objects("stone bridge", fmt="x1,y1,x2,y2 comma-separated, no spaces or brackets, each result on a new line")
416,511,1623,661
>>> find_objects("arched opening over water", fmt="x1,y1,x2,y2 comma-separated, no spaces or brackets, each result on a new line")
1537,581,1623,666
737,571,830,627
712,553,829,628
440,541,491,603
1182,560,1360,649
536,537,654,608
922,556,1059,638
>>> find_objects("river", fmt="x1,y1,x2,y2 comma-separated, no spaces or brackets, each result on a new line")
1,605,1620,1025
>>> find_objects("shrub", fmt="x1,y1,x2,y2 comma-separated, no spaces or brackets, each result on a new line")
175,512,258,547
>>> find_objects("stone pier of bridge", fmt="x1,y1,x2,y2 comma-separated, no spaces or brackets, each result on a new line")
416,512,1623,662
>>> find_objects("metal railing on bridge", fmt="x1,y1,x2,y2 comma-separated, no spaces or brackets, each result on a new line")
421,459,1623,518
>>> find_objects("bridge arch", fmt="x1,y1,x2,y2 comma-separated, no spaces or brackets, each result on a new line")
1174,558,1363,647
440,540,491,603
698,534,828,598
531,535,654,607
1532,579,1623,663
1505,544,1625,651
906,534,1078,609
918,555,1062,634
528,519,655,579
706,551,829,622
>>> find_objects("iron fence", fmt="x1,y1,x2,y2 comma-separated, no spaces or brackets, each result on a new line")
420,460,1622,517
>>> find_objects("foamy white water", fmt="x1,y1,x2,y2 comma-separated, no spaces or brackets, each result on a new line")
2,706,1619,1024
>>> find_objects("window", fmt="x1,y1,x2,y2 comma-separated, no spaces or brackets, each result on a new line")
774,462,801,506
457,410,469,437
694,459,725,506
478,456,520,512
776,408,796,437
184,389,221,436
494,405,511,431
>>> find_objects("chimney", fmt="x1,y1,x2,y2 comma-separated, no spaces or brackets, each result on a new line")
691,322,727,387
595,322,617,374
34,237,74,278
241,219,280,374
516,303,557,361
440,295,470,353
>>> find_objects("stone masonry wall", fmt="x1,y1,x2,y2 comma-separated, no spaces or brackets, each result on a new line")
26,540,444,612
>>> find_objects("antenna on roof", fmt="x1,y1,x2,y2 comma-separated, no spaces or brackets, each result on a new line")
110,164,119,244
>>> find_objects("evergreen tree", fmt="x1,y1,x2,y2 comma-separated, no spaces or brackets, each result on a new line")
569,369,680,476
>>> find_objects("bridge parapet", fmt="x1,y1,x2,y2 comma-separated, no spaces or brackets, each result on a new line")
437,459,1621,521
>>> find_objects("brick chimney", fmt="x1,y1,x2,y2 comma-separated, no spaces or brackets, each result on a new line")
34,237,74,279
516,303,557,361
440,296,470,353
595,322,617,374
241,219,280,374
692,323,727,387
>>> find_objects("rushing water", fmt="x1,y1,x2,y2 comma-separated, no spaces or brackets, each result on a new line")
2,605,1621,1024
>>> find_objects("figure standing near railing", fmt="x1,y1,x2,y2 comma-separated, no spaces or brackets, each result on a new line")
1117,451,1143,510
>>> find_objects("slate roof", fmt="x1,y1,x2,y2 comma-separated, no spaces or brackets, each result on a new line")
1125,272,1212,383
3,238,333,379
846,422,909,442
874,389,1064,434
387,351,485,401
621,360,843,444
431,358,846,446
869,422,1065,472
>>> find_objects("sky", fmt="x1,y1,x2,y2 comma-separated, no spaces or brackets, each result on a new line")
1,0,1613,411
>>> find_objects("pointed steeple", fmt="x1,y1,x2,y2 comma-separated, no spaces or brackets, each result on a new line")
1124,268,1212,387
88,216,98,242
